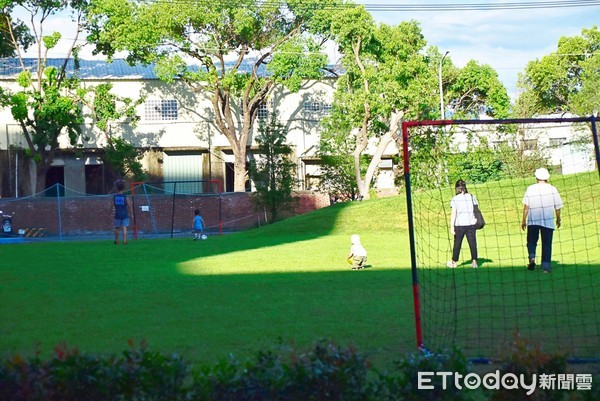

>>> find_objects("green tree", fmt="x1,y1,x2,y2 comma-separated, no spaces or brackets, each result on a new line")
86,0,335,192
323,8,510,198
0,0,89,194
317,133,361,201
84,82,145,181
0,7,34,57
516,25,600,116
325,10,434,199
249,113,296,222
445,60,510,119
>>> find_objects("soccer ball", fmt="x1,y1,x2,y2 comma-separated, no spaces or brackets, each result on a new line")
201,234,207,240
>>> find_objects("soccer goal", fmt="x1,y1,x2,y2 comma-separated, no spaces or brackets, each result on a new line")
402,116,600,361
129,180,223,239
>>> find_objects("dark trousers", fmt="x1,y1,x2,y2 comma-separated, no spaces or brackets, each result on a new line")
527,225,554,270
452,225,478,262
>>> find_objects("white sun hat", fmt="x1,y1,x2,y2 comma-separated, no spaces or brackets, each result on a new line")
535,168,550,181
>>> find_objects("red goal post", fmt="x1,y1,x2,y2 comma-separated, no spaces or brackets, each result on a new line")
401,115,600,355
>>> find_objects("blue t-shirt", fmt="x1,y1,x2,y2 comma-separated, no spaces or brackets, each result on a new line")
114,193,129,220
193,215,204,231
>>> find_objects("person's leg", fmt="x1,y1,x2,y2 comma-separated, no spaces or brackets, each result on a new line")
451,226,467,264
114,220,120,244
526,225,540,269
540,227,554,272
465,226,478,267
122,218,130,244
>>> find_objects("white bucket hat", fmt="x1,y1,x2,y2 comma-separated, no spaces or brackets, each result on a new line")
535,168,550,181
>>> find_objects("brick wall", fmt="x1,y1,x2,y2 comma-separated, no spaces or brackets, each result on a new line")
0,191,330,237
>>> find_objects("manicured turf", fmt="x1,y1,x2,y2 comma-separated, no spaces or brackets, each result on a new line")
0,197,415,368
1,173,599,367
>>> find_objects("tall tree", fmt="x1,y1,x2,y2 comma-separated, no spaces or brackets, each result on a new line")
445,60,510,119
0,0,89,194
516,25,600,116
325,9,435,199
86,0,335,192
249,113,296,222
323,8,511,198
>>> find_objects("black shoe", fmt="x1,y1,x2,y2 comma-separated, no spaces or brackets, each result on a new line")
527,261,536,271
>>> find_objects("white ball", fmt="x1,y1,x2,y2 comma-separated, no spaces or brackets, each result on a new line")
201,234,207,240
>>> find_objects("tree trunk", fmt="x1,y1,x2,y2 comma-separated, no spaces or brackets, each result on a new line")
233,149,248,192
35,161,47,194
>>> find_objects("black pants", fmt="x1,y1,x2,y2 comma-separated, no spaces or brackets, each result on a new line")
452,225,478,262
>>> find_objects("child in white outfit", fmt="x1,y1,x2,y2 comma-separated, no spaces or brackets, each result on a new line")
348,234,368,270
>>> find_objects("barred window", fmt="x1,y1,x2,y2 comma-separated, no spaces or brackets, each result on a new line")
257,103,269,120
303,101,332,114
145,99,178,121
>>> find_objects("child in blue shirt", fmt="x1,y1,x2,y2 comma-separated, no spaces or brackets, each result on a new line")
193,209,205,240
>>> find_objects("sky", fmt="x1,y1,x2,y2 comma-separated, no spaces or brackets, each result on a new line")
14,0,600,99
354,0,600,98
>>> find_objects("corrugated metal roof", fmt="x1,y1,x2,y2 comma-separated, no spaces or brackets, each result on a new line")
0,58,157,79
0,58,339,80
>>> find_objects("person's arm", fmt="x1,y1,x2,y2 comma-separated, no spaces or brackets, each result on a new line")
450,207,457,236
555,208,561,229
521,205,529,231
126,197,133,217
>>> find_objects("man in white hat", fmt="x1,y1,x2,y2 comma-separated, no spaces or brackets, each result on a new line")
521,168,564,273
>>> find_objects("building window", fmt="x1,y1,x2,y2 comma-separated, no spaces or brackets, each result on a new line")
145,99,178,121
303,101,332,114
257,103,269,120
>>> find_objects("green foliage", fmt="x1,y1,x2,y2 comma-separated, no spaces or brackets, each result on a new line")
104,137,145,181
249,113,296,222
1,0,89,192
516,25,600,116
382,348,482,401
0,341,189,401
87,0,334,191
42,31,61,49
447,60,510,119
0,11,33,57
490,333,571,401
84,82,145,180
317,132,369,201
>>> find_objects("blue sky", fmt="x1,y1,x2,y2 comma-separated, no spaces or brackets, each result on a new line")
355,0,600,98
16,1,600,99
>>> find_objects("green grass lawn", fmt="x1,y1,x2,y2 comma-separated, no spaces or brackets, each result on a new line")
0,197,416,368
1,173,599,368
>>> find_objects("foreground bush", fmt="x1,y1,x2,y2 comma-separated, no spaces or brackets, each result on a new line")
0,340,596,400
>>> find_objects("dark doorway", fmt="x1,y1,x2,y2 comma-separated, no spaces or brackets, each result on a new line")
45,166,65,197
85,164,105,195
225,162,234,192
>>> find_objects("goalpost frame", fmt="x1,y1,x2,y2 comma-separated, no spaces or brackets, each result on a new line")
401,115,600,352
129,179,223,240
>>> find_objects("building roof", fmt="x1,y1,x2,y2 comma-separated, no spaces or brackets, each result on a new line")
0,58,157,80
0,58,339,80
